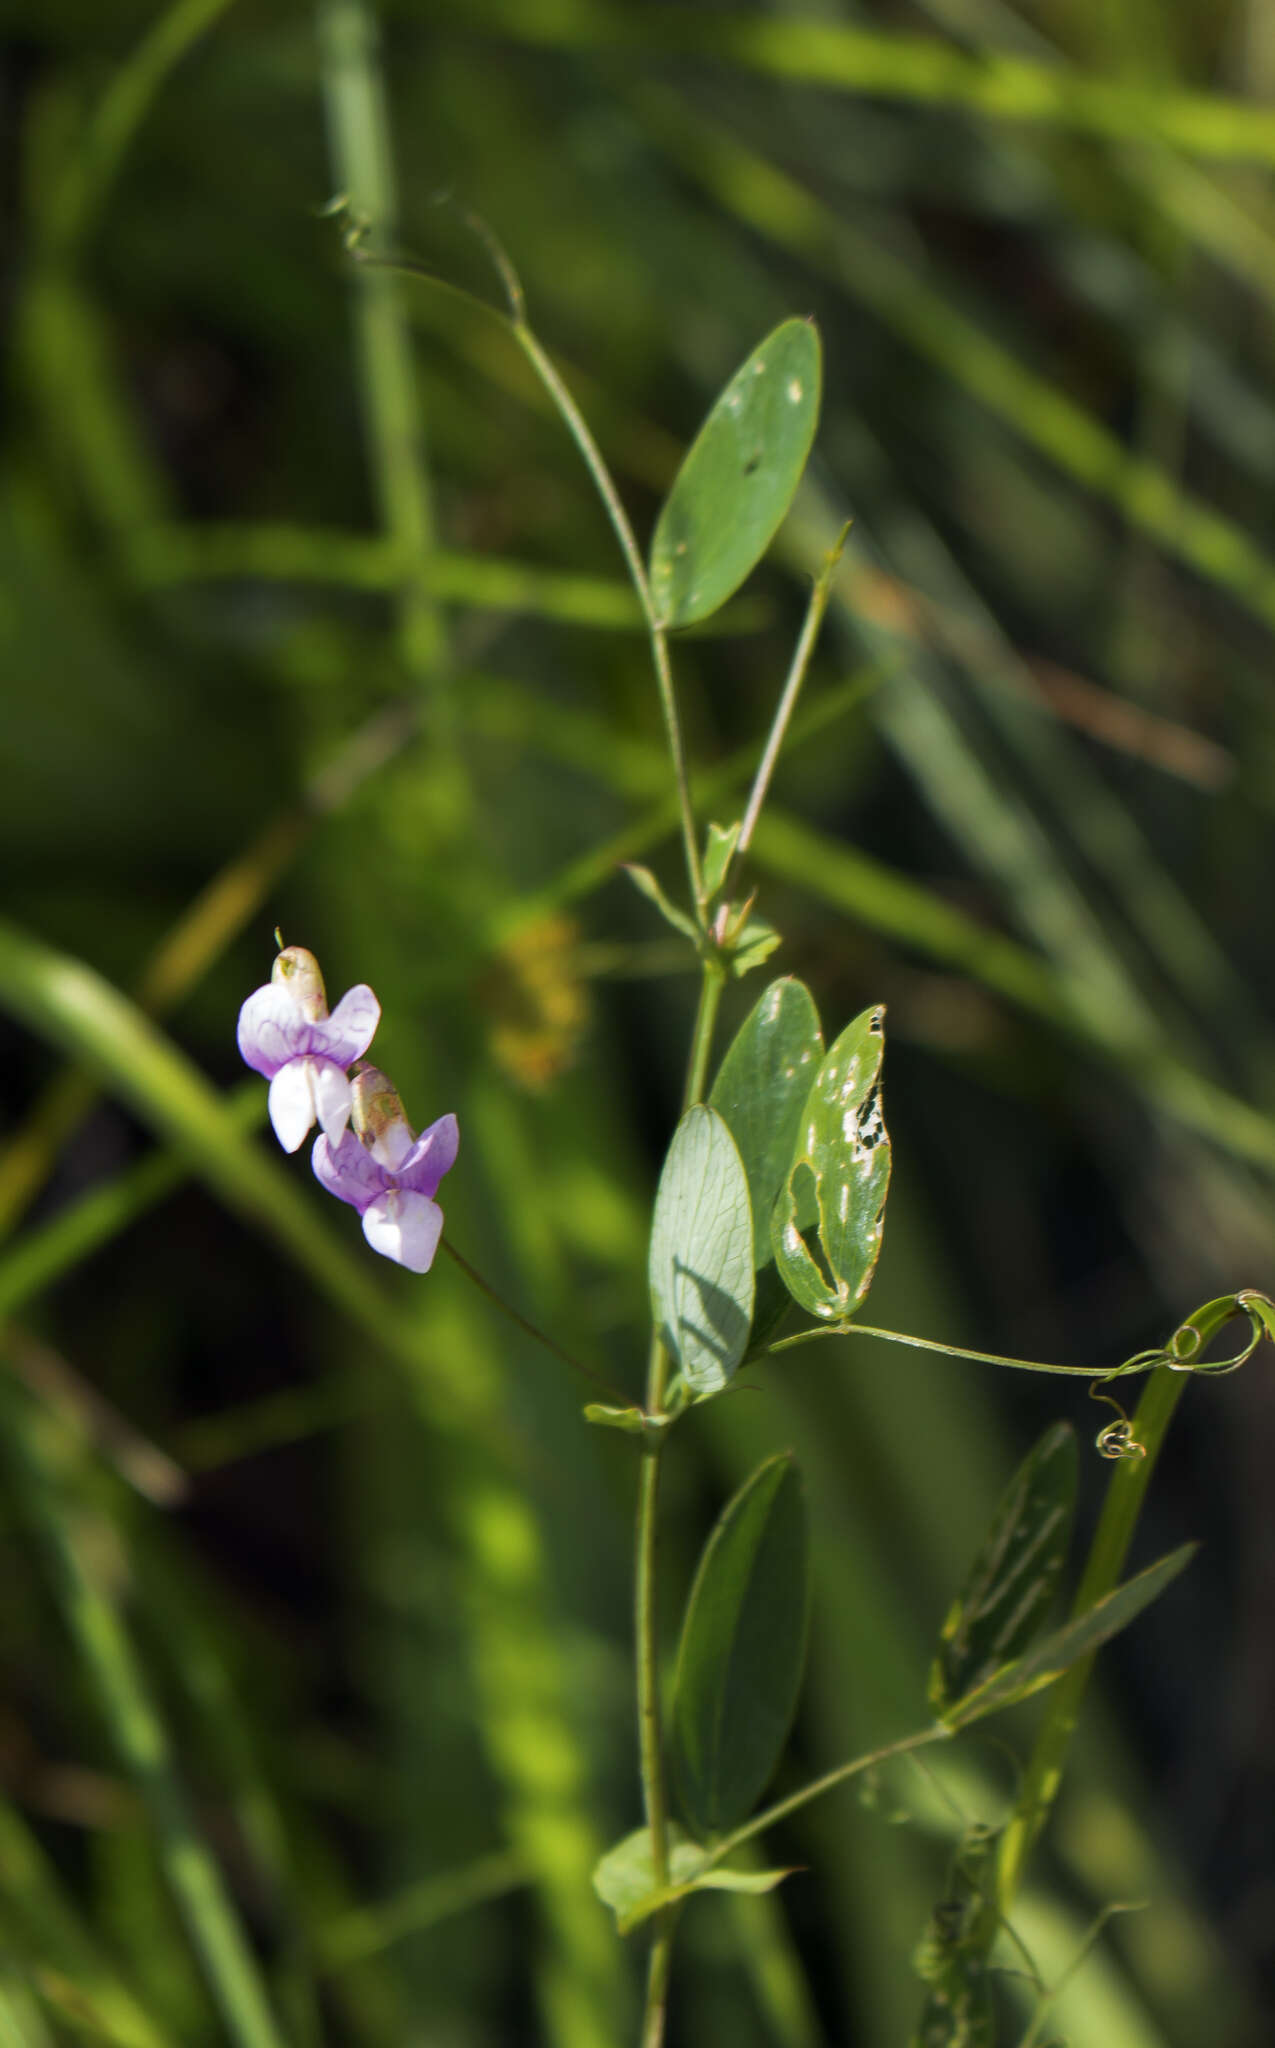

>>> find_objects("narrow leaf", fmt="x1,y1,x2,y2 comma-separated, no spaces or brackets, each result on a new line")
650,319,822,628
673,1453,810,1837
944,1543,1198,1729
622,863,699,942
649,1106,754,1396
771,1004,891,1320
702,820,742,901
929,1423,1077,1715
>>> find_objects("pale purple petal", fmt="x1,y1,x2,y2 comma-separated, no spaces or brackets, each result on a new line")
312,1129,390,1211
311,1060,353,1144
317,985,381,1068
397,1113,460,1200
238,984,310,1078
361,1190,444,1272
269,1060,322,1153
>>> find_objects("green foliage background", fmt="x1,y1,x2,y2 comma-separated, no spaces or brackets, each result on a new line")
2,0,1274,2041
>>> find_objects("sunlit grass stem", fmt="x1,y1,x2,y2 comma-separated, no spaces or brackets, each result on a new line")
0,1382,287,2048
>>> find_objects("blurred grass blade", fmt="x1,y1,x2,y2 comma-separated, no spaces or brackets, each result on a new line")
46,0,237,253
318,1853,527,1972
453,1,1275,166
638,92,1275,643
0,1378,287,2048
128,523,649,627
0,1088,262,1313
0,1795,173,2047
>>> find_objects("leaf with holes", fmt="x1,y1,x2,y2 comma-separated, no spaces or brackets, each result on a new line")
650,320,822,629
649,1105,754,1397
929,1423,1077,1716
711,978,823,1349
672,1453,810,1838
770,1005,891,1321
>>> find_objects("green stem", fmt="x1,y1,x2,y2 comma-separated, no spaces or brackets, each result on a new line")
709,1723,951,1868
510,321,703,908
682,966,727,1112
635,960,726,2045
438,1237,629,1405
733,524,849,869
640,1922,678,2048
989,1367,1186,1928
767,1318,1159,1377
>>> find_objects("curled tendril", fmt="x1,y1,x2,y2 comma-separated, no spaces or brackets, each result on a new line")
1111,1290,1275,1385
1089,1379,1146,1461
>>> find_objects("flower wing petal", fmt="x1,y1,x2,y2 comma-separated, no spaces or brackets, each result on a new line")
320,984,381,1068
238,984,307,1077
361,1190,444,1273
398,1113,460,1199
311,1060,353,1144
268,1060,319,1152
313,1130,388,1211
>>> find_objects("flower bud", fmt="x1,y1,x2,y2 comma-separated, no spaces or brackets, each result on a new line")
351,1064,417,1171
271,945,328,1021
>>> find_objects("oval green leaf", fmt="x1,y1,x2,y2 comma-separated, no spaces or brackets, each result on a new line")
771,1004,891,1321
943,1542,1197,1730
650,319,822,629
711,978,823,1349
928,1422,1077,1716
649,1104,754,1397
672,1453,810,1839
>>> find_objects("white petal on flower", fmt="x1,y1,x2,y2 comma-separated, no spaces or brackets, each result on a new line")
268,1060,319,1153
312,1060,353,1144
366,1117,416,1172
322,984,382,1068
361,1190,443,1273
238,983,307,1076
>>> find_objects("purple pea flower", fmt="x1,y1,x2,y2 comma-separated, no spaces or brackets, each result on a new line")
237,945,380,1154
313,1065,458,1273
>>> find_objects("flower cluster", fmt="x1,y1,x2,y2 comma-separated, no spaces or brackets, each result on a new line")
237,945,456,1273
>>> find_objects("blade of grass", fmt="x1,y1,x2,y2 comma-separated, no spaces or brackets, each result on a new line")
317,1850,527,1972
635,89,1275,644
318,0,449,699
45,0,239,256
445,0,1275,166
0,1377,288,2048
0,1793,174,2048
128,524,649,626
